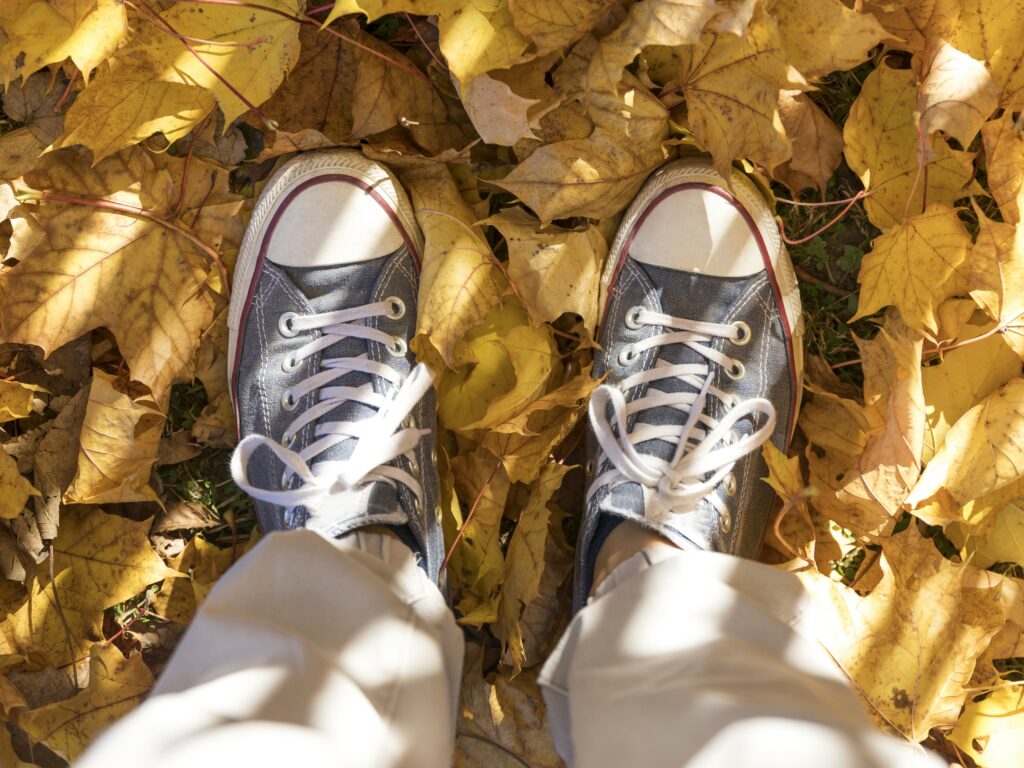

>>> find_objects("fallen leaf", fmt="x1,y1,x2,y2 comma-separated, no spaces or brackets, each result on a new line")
64,370,163,506
508,0,617,55
917,39,999,147
20,643,153,762
970,497,1024,568
853,204,972,335
798,527,1006,741
3,71,65,144
982,113,1024,225
673,7,798,178
586,0,720,92
775,90,844,194
397,161,502,367
843,61,979,230
157,431,202,467
0,380,45,422
907,378,1024,517
0,0,128,86
488,208,604,332
462,74,539,146
950,0,1024,109
950,685,1024,768
497,74,668,222
116,0,302,124
0,451,38,520
0,729,32,768
768,0,887,79
1,148,234,401
496,463,570,674
859,0,959,53
0,128,44,180
490,369,598,435
32,386,87,541
761,441,815,563
59,65,217,162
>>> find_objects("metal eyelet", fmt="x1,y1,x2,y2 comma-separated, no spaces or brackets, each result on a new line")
731,321,752,346
719,509,733,533
281,390,297,411
430,447,438,464
388,338,408,357
724,472,737,497
283,432,296,448
726,360,746,380
282,355,300,373
618,345,638,366
278,312,300,338
385,296,406,319
725,429,739,445
585,459,595,475
624,306,644,330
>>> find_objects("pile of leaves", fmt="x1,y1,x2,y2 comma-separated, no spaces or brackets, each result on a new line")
0,0,1023,764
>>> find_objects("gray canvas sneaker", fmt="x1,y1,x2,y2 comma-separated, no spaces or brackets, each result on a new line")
227,150,444,583
577,159,804,608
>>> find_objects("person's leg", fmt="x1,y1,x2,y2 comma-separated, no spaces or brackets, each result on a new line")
543,160,937,767
77,529,463,768
78,151,460,767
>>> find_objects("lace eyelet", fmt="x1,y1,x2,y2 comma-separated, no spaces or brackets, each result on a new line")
724,472,737,497
430,447,438,464
282,355,300,373
725,428,739,445
618,345,638,366
281,390,297,411
624,306,645,330
278,312,300,338
585,459,595,475
731,321,752,346
385,296,406,320
388,338,408,357
719,509,733,533
726,360,746,380
283,432,296,447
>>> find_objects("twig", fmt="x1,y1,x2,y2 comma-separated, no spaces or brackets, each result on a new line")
404,12,446,72
778,190,871,245
442,458,502,573
794,265,849,298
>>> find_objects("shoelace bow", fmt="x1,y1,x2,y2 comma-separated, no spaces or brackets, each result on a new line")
231,299,431,523
588,307,776,516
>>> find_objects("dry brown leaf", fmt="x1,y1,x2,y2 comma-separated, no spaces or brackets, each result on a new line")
64,370,162,506
461,74,540,147
775,90,844,194
0,451,38,520
31,386,87,542
20,643,153,762
843,61,979,230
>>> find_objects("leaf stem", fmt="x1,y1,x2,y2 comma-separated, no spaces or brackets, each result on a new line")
442,457,502,574
778,190,871,246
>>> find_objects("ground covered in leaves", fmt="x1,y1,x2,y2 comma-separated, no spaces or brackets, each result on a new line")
1,0,1024,765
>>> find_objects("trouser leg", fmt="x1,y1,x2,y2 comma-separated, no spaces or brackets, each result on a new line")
77,530,464,768
540,548,942,768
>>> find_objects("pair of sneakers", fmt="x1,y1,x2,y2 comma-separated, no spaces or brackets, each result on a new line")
228,150,803,609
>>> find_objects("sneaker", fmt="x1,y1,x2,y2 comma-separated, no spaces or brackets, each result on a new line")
577,159,804,607
227,150,443,582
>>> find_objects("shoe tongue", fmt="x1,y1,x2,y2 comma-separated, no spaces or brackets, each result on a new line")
283,257,402,514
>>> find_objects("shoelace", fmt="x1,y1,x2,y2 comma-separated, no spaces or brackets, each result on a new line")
588,307,776,520
231,299,432,525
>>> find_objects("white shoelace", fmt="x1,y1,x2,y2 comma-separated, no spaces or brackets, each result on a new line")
588,307,776,518
231,299,432,522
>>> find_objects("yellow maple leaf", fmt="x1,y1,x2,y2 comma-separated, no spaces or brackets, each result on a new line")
0,507,173,665
1,148,236,401
496,463,570,674
853,204,972,335
907,378,1024,517
843,61,979,230
497,74,668,222
329,0,532,87
859,0,959,53
586,0,720,92
20,643,153,761
950,685,1024,768
917,39,1000,148
970,498,1024,568
0,450,38,519
798,527,1006,741
487,208,604,332
0,379,45,422
767,0,887,80
982,113,1024,225
673,7,798,179
0,0,128,86
508,0,617,55
116,0,302,125
59,65,217,163
63,370,163,505
396,161,503,368
461,73,541,147
950,0,1024,109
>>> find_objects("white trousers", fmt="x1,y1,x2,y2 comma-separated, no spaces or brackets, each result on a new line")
76,530,941,768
